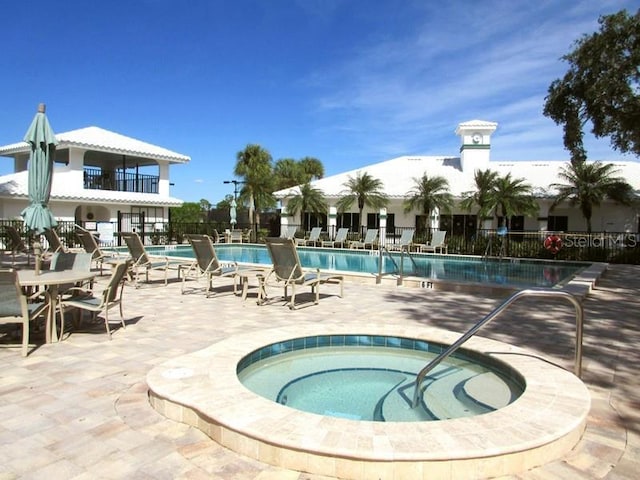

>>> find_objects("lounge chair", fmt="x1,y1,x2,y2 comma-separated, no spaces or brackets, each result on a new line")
121,232,185,288
350,229,378,250
418,230,448,254
2,225,31,265
182,234,260,297
43,228,67,254
321,228,349,248
0,269,49,356
58,259,132,340
76,229,113,274
296,227,323,246
279,225,297,240
262,237,343,309
388,229,415,252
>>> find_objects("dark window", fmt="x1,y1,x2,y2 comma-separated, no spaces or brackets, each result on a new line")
548,216,568,231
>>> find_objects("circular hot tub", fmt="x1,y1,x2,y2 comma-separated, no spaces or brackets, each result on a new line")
147,323,590,480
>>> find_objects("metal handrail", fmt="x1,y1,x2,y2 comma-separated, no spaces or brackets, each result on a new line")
411,288,584,408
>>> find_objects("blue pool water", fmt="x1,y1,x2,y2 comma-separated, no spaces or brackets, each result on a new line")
144,244,586,289
236,335,524,422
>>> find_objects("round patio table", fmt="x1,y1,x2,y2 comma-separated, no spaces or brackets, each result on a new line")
18,269,97,343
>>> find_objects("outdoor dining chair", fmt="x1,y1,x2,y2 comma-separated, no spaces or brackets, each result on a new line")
1,225,31,265
0,269,49,356
58,259,131,340
262,237,343,310
43,228,67,254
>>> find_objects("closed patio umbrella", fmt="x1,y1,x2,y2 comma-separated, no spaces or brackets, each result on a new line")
20,104,58,273
230,198,237,227
21,103,58,234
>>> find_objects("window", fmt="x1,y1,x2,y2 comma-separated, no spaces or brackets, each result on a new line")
337,213,359,231
548,216,568,231
302,212,327,231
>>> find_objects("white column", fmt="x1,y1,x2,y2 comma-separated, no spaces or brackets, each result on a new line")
379,208,387,248
328,206,337,239
158,163,170,196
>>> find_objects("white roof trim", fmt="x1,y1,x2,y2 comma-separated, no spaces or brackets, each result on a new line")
0,126,190,164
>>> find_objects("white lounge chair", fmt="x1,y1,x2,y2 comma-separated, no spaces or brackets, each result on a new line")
389,229,415,252
419,230,448,254
350,229,378,250
321,228,349,248
297,227,323,246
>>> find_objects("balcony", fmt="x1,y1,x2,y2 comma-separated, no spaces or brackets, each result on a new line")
83,167,159,194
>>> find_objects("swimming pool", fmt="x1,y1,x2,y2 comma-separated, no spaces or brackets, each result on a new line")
145,243,588,289
237,335,524,422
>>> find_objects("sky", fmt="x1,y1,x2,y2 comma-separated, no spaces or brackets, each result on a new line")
0,0,637,204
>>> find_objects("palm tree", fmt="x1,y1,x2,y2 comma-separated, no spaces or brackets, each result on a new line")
273,158,303,191
335,171,388,232
459,169,499,228
550,161,635,233
273,157,325,191
489,173,539,229
298,156,324,181
234,144,275,239
285,182,327,231
403,173,453,232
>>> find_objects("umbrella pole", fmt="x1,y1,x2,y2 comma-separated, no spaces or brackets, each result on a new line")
33,237,43,275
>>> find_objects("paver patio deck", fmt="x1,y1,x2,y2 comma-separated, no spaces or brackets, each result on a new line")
1,261,639,479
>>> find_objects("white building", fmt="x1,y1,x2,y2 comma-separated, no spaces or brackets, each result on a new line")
275,120,640,236
0,126,189,237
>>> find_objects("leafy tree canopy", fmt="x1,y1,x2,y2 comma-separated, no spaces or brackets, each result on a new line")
170,202,203,223
550,161,635,232
544,9,640,163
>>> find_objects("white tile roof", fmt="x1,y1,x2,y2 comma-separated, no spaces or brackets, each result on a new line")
0,169,183,206
0,126,190,164
274,155,640,199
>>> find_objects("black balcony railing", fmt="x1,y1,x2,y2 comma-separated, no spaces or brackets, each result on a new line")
83,168,159,194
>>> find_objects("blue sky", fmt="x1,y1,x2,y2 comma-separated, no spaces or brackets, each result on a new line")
0,0,637,204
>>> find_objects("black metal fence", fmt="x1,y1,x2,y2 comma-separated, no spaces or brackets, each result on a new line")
2,218,638,264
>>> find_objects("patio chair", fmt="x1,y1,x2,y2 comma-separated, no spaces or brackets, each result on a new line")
418,230,448,254
279,225,297,240
320,228,349,248
388,229,415,252
350,229,378,250
296,227,323,246
182,234,259,297
121,232,184,288
262,237,343,310
43,228,67,254
76,229,113,274
2,225,31,265
0,269,49,356
58,259,132,340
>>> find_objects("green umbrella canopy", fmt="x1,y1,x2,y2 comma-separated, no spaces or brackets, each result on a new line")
20,103,58,235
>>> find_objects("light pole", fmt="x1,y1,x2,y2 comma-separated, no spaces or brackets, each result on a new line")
223,180,246,231
223,179,245,202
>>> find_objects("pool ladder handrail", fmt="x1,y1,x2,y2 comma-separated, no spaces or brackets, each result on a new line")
376,245,419,285
411,288,584,408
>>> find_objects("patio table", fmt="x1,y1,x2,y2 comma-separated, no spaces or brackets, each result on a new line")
18,269,97,343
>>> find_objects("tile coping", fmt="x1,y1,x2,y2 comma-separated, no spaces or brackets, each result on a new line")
146,323,591,479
